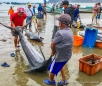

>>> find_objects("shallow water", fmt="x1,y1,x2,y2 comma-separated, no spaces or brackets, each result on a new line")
0,7,102,86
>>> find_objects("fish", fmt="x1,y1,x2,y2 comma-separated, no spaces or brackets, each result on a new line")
0,21,52,73
25,30,44,42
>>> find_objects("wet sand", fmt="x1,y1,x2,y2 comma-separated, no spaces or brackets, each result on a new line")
0,13,102,86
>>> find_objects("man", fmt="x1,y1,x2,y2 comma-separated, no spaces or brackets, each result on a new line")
52,4,55,12
44,14,73,85
37,4,44,29
42,5,47,19
37,3,43,13
96,2,101,24
37,3,44,19
8,6,14,15
10,7,26,51
33,5,36,15
73,4,80,29
62,0,75,27
24,3,33,29
92,3,98,24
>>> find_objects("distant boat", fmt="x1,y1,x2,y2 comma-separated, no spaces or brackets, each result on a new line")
6,2,10,4
46,6,62,14
79,6,93,13
46,5,93,14
0,2,2,5
0,3,7,5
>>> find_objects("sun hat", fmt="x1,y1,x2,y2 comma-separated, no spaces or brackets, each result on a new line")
56,14,71,25
28,3,32,6
17,7,24,13
62,0,69,5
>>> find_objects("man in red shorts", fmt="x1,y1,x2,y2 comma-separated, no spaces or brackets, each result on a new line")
10,7,26,51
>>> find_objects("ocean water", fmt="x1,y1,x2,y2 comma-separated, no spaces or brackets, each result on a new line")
70,3,98,8
1,2,102,16
0,4,38,16
46,2,102,8
0,2,101,12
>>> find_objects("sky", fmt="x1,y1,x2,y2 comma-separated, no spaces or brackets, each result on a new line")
1,0,49,3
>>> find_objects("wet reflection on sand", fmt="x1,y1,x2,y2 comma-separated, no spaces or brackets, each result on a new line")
0,13,102,86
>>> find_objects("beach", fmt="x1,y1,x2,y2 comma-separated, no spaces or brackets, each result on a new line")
0,4,102,86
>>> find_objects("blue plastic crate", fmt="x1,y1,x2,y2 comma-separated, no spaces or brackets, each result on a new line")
83,28,98,48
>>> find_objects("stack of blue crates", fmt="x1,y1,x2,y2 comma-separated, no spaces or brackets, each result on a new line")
83,28,98,48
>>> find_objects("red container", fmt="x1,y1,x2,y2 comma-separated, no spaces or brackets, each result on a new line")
79,54,102,75
73,35,84,46
95,42,102,48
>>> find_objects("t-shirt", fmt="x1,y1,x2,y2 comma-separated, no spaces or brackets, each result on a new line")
53,28,73,62
33,8,35,14
74,9,79,18
93,5,98,14
10,12,26,27
24,7,33,16
8,9,14,15
38,6,43,12
97,6,101,13
64,7,75,24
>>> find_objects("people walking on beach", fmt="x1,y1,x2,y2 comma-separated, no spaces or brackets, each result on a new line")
37,4,44,29
73,4,80,29
44,14,73,85
96,2,101,25
37,3,43,13
42,5,47,19
92,3,98,24
10,7,26,51
33,5,36,15
32,5,38,27
62,0,75,27
37,4,44,20
24,3,34,29
8,6,14,15
51,4,56,13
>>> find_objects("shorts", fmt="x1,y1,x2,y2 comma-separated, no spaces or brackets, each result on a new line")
96,14,101,19
92,13,96,19
11,30,19,36
48,58,67,76
74,17,78,22
44,12,46,14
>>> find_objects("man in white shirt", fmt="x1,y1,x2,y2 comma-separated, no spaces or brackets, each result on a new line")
24,3,34,29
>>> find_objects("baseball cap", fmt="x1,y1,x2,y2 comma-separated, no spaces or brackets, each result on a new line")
17,7,24,13
62,0,69,5
56,14,71,25
77,4,80,6
74,4,77,8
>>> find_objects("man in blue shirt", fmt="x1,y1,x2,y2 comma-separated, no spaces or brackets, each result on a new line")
74,4,80,28
37,4,43,12
33,5,36,15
